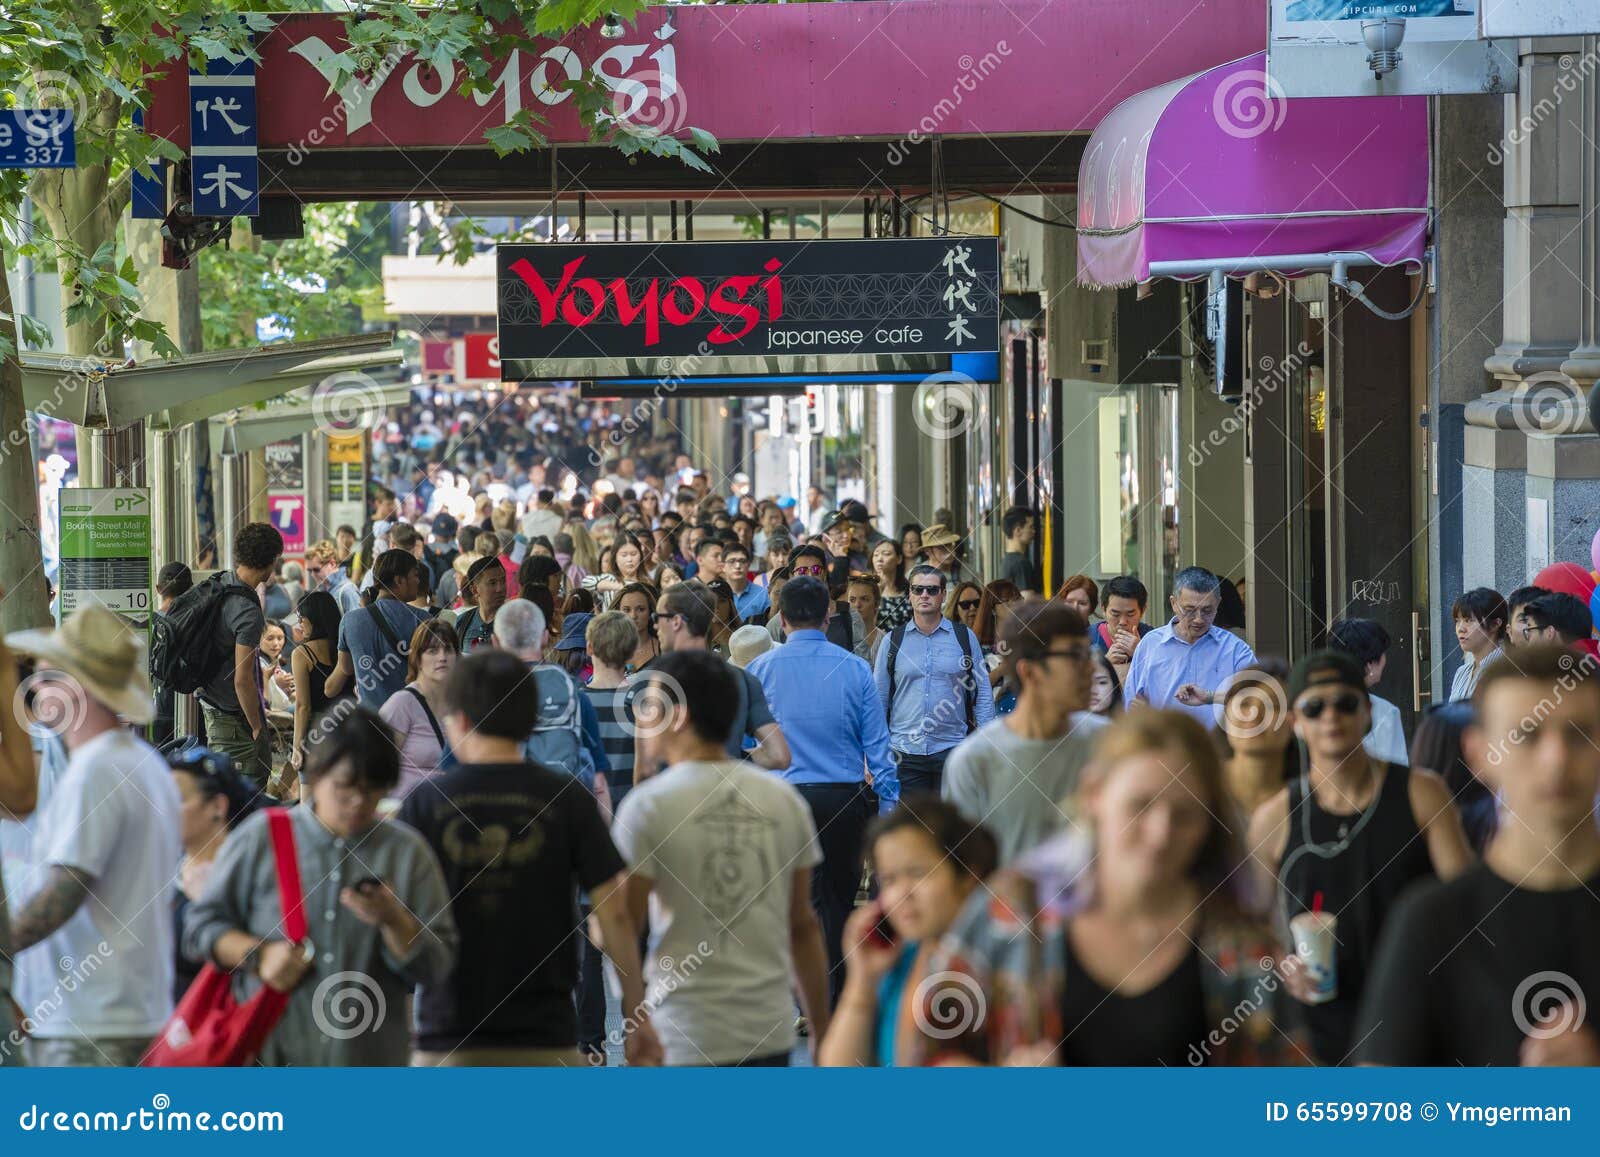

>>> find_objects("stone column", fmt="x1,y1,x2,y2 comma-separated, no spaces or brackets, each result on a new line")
1465,39,1597,594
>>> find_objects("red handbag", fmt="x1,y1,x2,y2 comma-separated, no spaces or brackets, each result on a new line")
141,808,308,1067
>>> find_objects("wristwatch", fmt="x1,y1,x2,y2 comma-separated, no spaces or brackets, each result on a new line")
238,939,264,975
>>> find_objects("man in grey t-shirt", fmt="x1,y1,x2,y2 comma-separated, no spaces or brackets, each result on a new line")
942,601,1102,865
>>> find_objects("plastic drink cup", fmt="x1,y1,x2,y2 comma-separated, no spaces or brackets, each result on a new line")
1289,911,1338,1003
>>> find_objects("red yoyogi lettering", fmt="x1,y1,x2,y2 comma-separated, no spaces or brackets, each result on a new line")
508,255,784,347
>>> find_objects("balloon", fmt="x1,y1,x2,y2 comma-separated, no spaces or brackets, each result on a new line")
1591,584,1600,636
1534,562,1597,603
1592,524,1600,574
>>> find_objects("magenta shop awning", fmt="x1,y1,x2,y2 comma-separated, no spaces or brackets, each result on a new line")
1077,53,1428,289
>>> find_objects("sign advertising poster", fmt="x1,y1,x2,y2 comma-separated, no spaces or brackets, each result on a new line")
497,237,1001,371
264,436,305,491
325,433,365,540
462,332,501,380
58,487,153,626
270,493,308,557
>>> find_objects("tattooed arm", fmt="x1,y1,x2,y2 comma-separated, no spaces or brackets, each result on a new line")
11,866,93,952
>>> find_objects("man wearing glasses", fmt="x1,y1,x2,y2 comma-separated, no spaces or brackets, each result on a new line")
943,600,1106,865
304,539,361,615
1124,566,1256,725
873,564,995,797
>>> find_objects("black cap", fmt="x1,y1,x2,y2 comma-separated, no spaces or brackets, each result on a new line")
432,512,458,539
840,499,871,523
1287,649,1368,702
464,555,502,591
820,509,848,533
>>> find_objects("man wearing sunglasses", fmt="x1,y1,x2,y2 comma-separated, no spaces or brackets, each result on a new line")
874,564,995,797
766,544,870,659
1248,650,1473,1065
1124,566,1255,725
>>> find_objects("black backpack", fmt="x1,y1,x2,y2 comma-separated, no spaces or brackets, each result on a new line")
884,620,979,733
150,574,261,695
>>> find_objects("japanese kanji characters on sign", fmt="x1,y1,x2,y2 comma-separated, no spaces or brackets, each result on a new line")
189,39,260,217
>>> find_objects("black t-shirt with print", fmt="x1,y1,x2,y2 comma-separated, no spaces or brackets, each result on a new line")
1355,863,1600,1066
399,760,624,1050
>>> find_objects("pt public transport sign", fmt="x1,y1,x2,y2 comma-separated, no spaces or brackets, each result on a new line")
496,237,1000,381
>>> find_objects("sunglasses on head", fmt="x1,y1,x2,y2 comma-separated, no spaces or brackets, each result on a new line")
1297,692,1363,719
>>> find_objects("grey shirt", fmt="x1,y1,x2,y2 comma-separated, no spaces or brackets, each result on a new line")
183,804,458,1066
199,571,266,715
942,712,1110,866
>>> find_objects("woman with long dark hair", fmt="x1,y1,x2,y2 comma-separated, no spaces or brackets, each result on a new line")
872,539,911,630
289,590,347,790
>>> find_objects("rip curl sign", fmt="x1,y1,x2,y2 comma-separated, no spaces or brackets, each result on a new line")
496,238,1000,369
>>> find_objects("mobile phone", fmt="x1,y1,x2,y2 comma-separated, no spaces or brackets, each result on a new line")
865,910,898,949
351,877,383,894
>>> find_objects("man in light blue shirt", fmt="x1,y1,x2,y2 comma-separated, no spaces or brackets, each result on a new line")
722,545,770,624
1124,566,1256,726
873,564,995,796
749,577,896,1004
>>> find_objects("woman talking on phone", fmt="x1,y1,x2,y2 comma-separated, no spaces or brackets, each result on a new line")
818,797,997,1067
909,709,1306,1066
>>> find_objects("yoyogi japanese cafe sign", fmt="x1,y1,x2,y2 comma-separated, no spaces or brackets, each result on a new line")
58,488,153,625
496,237,1001,369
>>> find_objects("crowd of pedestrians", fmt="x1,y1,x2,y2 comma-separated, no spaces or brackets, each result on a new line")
1,414,1597,1072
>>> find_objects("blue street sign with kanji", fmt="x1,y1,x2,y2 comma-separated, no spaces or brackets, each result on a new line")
188,40,258,217
129,108,165,220
0,109,75,169
190,85,258,149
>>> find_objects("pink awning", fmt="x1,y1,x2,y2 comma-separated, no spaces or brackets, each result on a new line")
1077,53,1429,289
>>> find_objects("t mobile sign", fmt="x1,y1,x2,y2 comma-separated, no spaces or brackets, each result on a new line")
495,237,1000,373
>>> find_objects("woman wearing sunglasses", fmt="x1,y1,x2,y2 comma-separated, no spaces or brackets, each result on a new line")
945,582,984,635
1248,650,1473,1067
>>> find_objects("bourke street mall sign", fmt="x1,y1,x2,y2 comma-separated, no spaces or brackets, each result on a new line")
496,238,1000,381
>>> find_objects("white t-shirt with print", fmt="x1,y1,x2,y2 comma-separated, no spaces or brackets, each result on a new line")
613,760,821,1065
29,728,181,1038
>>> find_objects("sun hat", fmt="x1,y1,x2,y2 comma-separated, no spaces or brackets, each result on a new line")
6,604,155,724
729,624,774,669
918,524,962,550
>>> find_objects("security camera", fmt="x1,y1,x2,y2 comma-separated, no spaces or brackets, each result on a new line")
1362,17,1405,78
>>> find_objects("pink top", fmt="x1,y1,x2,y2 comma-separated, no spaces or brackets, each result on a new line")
379,683,446,799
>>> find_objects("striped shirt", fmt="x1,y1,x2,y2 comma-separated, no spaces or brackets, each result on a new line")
585,684,638,804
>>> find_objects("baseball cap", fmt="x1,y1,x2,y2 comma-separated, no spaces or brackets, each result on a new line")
840,499,870,523
776,496,797,510
464,555,502,591
1286,650,1368,702
432,512,458,539
819,509,849,533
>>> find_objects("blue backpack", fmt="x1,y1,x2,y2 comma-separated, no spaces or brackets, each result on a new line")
522,663,596,787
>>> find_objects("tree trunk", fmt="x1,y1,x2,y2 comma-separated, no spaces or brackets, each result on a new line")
31,89,128,476
0,258,55,630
